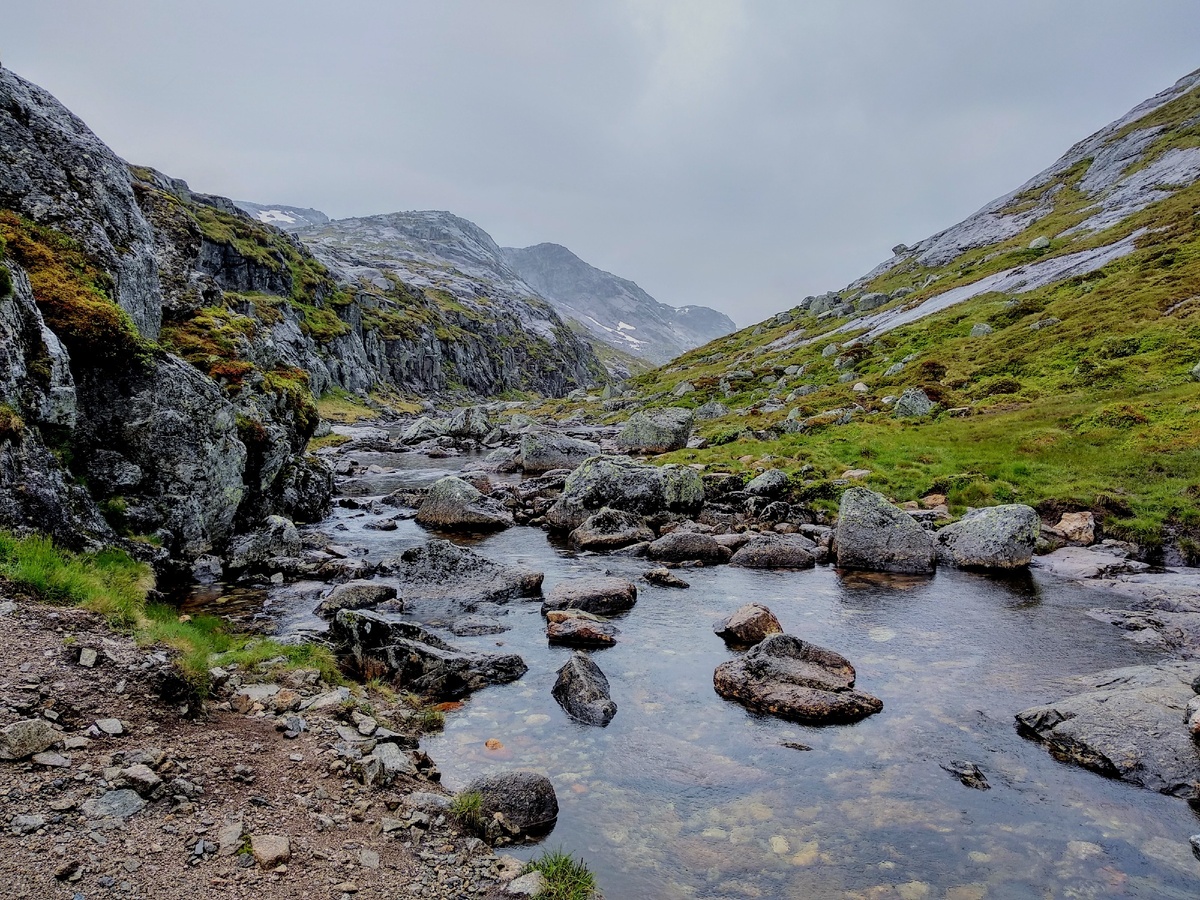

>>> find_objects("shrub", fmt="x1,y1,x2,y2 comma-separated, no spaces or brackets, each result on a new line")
522,849,599,900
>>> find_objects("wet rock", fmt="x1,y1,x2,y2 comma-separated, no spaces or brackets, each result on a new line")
713,603,783,646
541,578,637,617
835,487,936,574
713,634,884,724
616,407,694,453
1030,546,1149,580
82,789,146,820
399,417,447,444
744,469,789,498
940,760,990,790
936,504,1039,569
519,432,600,474
464,771,559,839
729,534,816,569
552,652,617,726
379,540,543,605
226,515,301,571
547,455,704,531
1016,661,1200,798
416,476,513,531
647,532,731,564
315,580,398,618
448,615,511,636
250,834,290,869
568,508,654,551
0,719,60,760
546,610,619,647
333,609,528,699
644,567,689,588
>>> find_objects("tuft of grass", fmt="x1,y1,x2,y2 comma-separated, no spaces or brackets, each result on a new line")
450,791,485,834
522,849,599,900
0,403,24,443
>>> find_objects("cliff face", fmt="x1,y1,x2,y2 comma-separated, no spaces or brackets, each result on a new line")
501,242,736,365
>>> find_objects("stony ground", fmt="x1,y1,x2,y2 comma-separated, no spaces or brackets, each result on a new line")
0,599,527,900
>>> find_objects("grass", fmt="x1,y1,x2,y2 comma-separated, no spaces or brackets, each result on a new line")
0,530,341,696
450,791,485,834
316,388,379,424
522,850,599,900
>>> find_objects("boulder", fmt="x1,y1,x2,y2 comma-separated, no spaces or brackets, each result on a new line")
835,487,936,574
695,401,731,421
81,789,146,820
1016,662,1200,799
464,771,559,837
969,323,994,337
379,540,542,605
332,609,528,700
541,578,637,617
1048,511,1096,545
894,388,934,419
226,515,301,571
647,532,731,564
729,534,816,569
616,407,694,453
519,432,600,475
936,504,1039,569
713,603,783,645
644,567,689,588
568,508,654,551
447,406,491,439
743,469,789,498
315,580,398,618
399,416,447,444
552,652,617,726
546,455,704,532
0,719,60,760
713,634,884,724
448,615,511,636
546,610,619,647
416,476,513,531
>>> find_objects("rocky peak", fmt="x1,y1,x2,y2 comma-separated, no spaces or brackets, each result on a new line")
234,200,330,231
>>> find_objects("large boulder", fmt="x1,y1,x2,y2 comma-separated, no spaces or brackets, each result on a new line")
647,532,731,564
541,578,638,617
332,609,527,699
379,540,543,606
446,406,491,439
936,504,1039,569
416,476,513,531
744,470,789,499
713,603,783,646
225,515,301,571
894,388,935,418
519,432,600,475
616,407,694,454
568,508,654,551
546,610,619,647
552,652,618,726
399,416,447,444
729,534,816,569
835,487,935,574
713,634,884,724
546,455,704,532
463,771,559,838
315,580,398,618
1016,662,1200,799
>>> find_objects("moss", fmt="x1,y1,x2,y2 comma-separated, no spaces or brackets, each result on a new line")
263,367,319,434
0,403,24,443
0,264,11,298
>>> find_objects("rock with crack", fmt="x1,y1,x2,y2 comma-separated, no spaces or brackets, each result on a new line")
416,476,514,531
835,487,935,574
378,539,542,607
552,652,618,726
936,504,1039,569
713,634,884,724
714,603,783,646
540,578,637,617
332,609,528,700
547,455,704,531
568,507,654,551
545,610,619,647
463,771,559,840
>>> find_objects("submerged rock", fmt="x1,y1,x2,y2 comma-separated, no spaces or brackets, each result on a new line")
713,603,783,646
541,578,637,617
547,455,704,531
835,487,935,574
940,760,991,790
936,504,1039,569
463,771,559,838
552,652,618,726
713,634,883,724
568,507,654,551
416,476,513,531
615,407,694,453
644,567,690,588
379,540,543,605
519,432,600,474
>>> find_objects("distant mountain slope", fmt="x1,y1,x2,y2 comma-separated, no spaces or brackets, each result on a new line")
234,200,330,231
502,242,735,365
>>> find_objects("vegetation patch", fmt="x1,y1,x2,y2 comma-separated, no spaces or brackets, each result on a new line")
0,403,24,443
522,849,599,900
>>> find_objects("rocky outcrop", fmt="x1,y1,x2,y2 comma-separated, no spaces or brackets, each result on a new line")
519,432,599,474
713,634,884,724
616,407,694,454
415,476,514,531
713,604,783,646
552,652,618,726
547,455,704,531
379,540,543,606
1016,662,1200,798
936,504,1039,569
541,578,638,617
567,507,654,551
835,487,936,574
463,771,559,839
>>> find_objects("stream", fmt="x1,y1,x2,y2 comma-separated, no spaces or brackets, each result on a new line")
194,434,1200,898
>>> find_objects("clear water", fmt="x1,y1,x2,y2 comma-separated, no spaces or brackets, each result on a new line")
203,443,1200,898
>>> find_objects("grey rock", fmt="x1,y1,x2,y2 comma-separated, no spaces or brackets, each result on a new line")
447,406,491,439
463,771,559,838
400,417,448,444
695,401,731,420
730,534,816,569
1191,362,1200,382
0,719,60,760
835,487,936,574
883,362,906,376
936,504,1039,569
416,476,513,531
568,507,654,551
856,292,889,311
1028,235,1051,250
616,407,694,453
379,539,542,605
545,610,619,647
822,343,839,358
552,652,617,726
744,469,789,498
10,814,45,835
647,532,731,564
547,455,704,531
519,432,600,474
121,763,163,797
541,578,638,617
644,567,689,588
1029,317,1061,331
969,323,994,337
448,615,510,636
82,789,146,820
316,580,398,618
893,388,934,419
506,871,547,897
30,751,70,767
226,516,300,571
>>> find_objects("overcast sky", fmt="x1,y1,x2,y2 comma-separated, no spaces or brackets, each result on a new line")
4,2,1198,325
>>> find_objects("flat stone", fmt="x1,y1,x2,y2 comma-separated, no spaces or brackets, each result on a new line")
251,834,290,869
94,718,124,736
506,872,547,896
217,821,244,857
121,763,162,796
31,751,71,767
78,648,98,668
82,789,146,820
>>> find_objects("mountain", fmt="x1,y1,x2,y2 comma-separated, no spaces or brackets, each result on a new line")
619,67,1200,561
234,200,329,231
501,242,736,365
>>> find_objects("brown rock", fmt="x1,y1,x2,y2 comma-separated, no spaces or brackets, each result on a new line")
251,834,290,869
546,612,619,647
713,603,783,645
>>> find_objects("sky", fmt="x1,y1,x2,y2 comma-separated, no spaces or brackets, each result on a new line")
4,2,1199,326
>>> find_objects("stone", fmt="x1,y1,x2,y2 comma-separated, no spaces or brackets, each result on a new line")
568,508,654,551
936,504,1039,569
316,580,398,618
82,789,145,820
695,401,731,420
546,611,619,647
1029,317,1061,331
616,407,694,453
448,615,511,636
226,516,301,572
541,578,638,617
10,814,45,835
894,388,934,418
78,648,98,668
1049,511,1096,545
416,476,513,531
250,834,291,869
714,634,884,724
1030,546,1148,580
940,760,990,790
647,532,731,564
0,719,60,760
519,432,600,474
547,455,704,531
31,751,70,767
744,469,789,498
217,821,244,856
969,323,994,337
463,771,559,837
856,292,889,311
446,406,491,439
379,540,543,605
884,362,905,376
1029,235,1051,250
120,763,162,797
399,416,447,444
729,534,816,569
506,871,547,896
713,603,783,645
1192,362,1200,382
552,652,618,726
644,567,689,588
835,487,936,574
